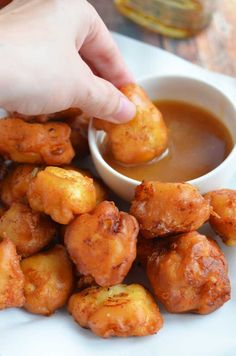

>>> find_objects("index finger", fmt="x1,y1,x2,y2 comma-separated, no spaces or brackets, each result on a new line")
79,5,134,88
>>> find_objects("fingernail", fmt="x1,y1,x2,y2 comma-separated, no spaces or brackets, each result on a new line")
111,96,136,123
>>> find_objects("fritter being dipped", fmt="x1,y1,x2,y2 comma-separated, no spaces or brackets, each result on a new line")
27,166,96,224
145,231,230,314
65,201,139,286
0,118,74,165
130,181,211,238
68,284,163,338
0,202,56,257
205,189,236,246
94,83,168,165
0,238,25,310
1,164,38,206
21,245,74,315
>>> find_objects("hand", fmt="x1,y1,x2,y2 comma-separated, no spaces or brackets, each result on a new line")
0,0,136,123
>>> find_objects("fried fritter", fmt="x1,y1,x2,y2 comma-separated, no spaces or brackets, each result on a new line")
0,203,56,257
146,231,230,314
1,164,38,206
130,181,211,238
68,284,163,338
21,245,74,315
63,166,108,205
94,83,168,165
27,166,96,224
0,238,25,310
65,201,139,286
0,118,74,165
205,189,236,246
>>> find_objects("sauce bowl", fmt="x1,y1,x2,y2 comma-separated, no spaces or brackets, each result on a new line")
88,75,236,201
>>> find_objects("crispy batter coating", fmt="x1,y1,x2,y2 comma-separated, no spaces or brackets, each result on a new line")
94,83,168,164
27,166,96,224
68,284,163,338
0,118,74,165
146,231,230,314
21,245,74,315
0,238,25,309
65,201,139,286
63,166,108,205
0,203,56,257
1,164,38,206
205,189,236,246
130,181,211,238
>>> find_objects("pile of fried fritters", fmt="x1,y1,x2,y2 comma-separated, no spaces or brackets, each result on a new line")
0,84,235,339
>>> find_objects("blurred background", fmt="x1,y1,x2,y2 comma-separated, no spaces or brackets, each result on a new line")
0,0,235,76
89,0,236,76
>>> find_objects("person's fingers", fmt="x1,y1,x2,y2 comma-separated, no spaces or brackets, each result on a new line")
72,61,136,123
79,4,134,88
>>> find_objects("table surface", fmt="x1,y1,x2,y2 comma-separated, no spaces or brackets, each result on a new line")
89,0,236,77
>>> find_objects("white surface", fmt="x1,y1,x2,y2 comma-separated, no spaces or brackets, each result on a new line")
1,33,236,356
89,75,236,201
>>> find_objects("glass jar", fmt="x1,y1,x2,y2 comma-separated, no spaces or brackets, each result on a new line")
114,0,218,38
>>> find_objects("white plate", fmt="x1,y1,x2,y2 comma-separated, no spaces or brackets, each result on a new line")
0,33,236,356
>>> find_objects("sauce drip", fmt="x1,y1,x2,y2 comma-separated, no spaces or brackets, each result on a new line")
102,100,233,182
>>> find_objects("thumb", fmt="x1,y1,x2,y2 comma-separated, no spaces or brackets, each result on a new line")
72,70,136,124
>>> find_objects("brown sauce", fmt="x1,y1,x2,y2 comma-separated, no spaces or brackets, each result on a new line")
102,100,234,182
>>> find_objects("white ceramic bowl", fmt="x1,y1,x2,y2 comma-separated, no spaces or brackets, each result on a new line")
89,75,236,201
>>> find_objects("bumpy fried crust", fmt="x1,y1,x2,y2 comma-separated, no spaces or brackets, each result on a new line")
0,238,25,309
130,181,211,238
0,203,56,257
63,166,108,205
21,245,74,315
65,201,139,286
94,83,168,164
1,164,38,206
204,189,236,246
0,118,74,165
68,284,163,338
146,231,230,314
27,167,96,224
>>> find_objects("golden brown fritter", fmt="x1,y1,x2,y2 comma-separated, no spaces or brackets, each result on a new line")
68,284,163,338
0,118,74,165
21,245,74,315
94,83,168,165
146,231,230,314
0,203,56,257
1,164,38,206
0,238,25,310
65,201,139,287
27,166,96,224
63,166,109,205
204,189,236,246
130,181,211,238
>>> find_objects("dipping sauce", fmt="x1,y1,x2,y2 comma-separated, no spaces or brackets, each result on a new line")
102,100,234,182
